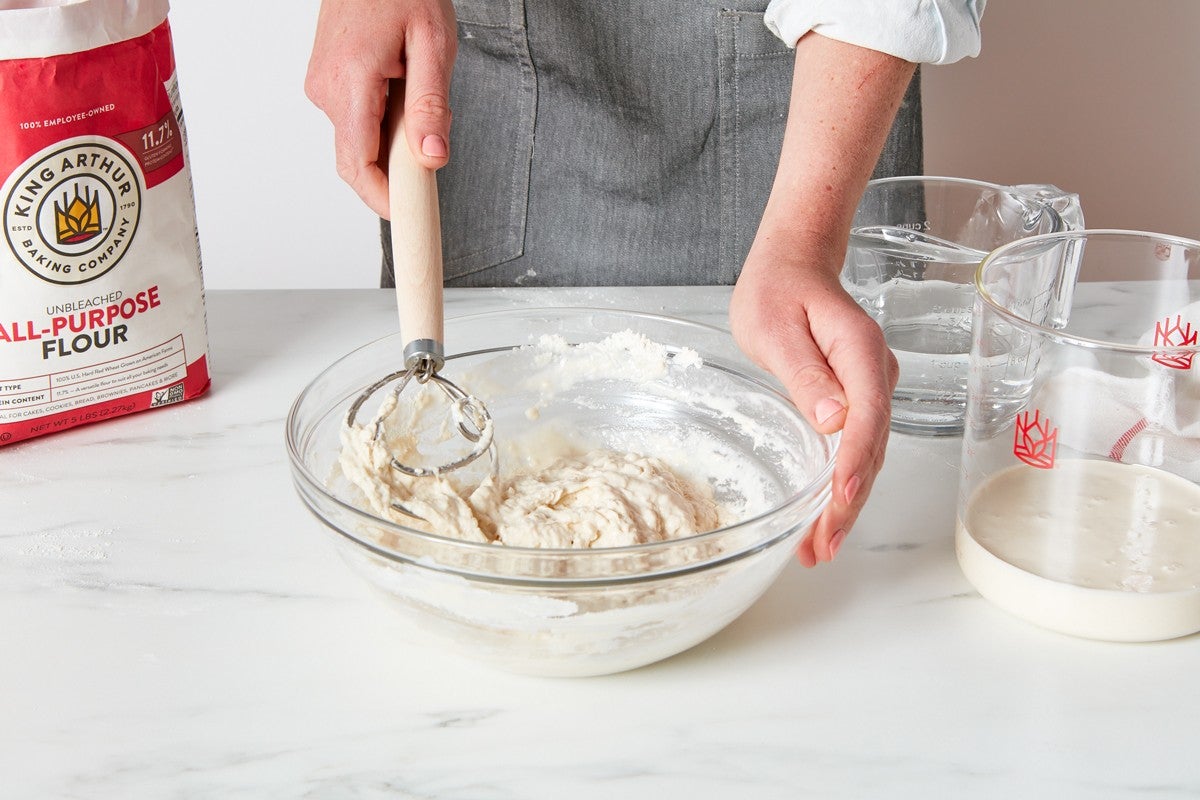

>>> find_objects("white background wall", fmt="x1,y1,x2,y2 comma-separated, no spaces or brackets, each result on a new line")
167,0,1200,291
168,0,381,290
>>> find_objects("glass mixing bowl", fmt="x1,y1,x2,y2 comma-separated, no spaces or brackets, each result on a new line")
286,307,836,676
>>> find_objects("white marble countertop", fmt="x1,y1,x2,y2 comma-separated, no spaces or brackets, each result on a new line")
3,288,1197,799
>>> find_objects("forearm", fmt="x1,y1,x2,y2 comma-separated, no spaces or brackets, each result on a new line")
753,33,917,269
730,34,913,564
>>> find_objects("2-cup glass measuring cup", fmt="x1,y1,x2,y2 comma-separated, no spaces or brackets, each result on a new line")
842,176,1083,435
957,230,1200,642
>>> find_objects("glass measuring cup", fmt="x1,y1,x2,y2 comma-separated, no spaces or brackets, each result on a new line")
958,230,1200,642
842,176,1083,435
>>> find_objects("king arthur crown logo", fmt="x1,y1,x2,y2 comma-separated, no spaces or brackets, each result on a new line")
2,138,142,285
1151,315,1197,370
54,183,103,245
1013,409,1058,469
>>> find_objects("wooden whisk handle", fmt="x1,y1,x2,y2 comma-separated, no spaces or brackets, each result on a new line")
386,88,444,372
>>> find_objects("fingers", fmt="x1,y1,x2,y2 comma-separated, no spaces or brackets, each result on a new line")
402,19,456,171
800,338,896,566
333,80,391,218
305,0,456,216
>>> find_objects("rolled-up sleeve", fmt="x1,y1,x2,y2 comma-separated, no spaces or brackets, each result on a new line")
764,0,986,64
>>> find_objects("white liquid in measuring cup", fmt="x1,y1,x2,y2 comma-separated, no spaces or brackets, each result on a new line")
957,459,1200,642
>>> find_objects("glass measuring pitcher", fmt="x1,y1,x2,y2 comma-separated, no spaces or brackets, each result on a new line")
842,176,1083,435
958,230,1200,642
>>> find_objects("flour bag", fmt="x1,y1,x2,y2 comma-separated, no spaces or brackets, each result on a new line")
0,0,209,446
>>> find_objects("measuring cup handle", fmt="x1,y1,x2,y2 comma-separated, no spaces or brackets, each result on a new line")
387,86,445,370
1013,183,1085,231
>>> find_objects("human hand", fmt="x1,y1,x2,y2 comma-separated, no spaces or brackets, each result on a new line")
305,0,457,218
729,241,897,567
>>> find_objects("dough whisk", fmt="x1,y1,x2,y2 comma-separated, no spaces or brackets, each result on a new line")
344,87,496,514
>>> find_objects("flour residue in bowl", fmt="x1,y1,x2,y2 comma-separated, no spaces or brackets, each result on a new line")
338,331,733,548
299,314,832,676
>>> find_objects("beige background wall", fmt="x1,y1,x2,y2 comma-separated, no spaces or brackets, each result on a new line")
922,0,1200,240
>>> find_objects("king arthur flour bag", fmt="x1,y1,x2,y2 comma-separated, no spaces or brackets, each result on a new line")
0,0,209,446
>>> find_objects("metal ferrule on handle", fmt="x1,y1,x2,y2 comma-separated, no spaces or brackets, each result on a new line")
403,338,444,378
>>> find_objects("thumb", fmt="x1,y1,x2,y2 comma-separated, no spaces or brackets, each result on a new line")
772,339,850,435
402,23,456,170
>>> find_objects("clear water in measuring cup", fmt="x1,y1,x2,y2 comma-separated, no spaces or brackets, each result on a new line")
843,226,987,435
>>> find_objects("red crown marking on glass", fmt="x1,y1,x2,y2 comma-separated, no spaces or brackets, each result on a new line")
1152,315,1197,370
1013,409,1058,469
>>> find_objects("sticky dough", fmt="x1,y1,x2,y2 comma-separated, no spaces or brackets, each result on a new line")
340,416,724,548
337,335,728,549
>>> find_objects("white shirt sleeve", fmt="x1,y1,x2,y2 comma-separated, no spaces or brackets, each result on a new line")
763,0,986,65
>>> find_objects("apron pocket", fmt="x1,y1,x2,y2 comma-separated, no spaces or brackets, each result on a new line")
438,0,535,279
716,10,793,275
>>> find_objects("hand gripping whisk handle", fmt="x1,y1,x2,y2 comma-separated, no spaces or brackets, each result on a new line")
387,88,444,378
344,88,496,512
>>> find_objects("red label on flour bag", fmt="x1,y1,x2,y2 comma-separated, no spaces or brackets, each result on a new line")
0,0,210,446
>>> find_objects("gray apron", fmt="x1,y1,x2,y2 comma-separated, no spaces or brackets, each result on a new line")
381,0,922,288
